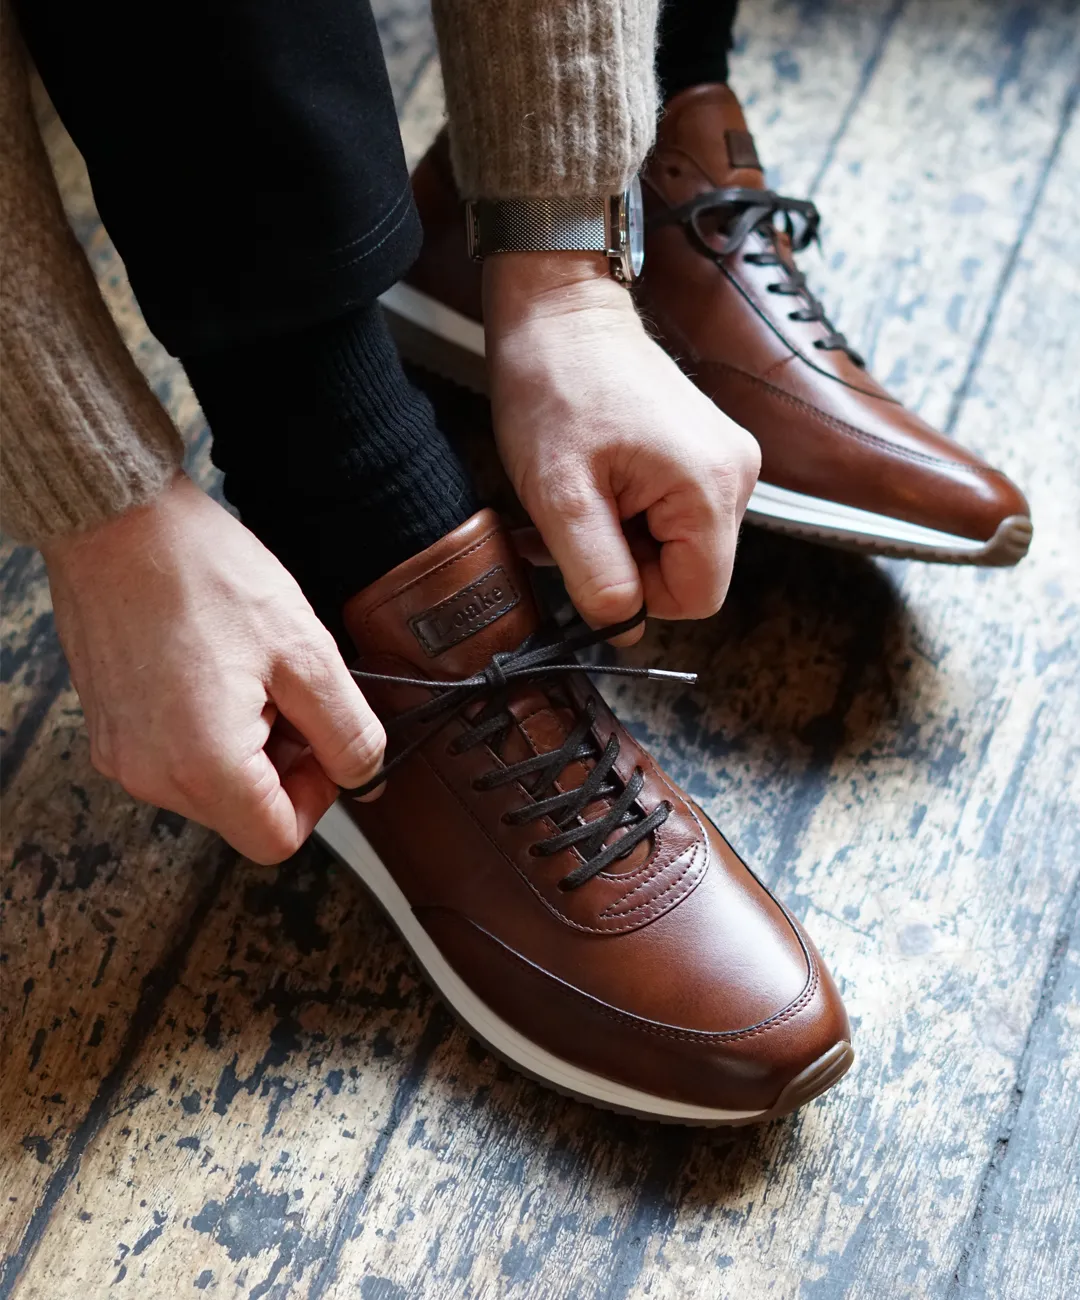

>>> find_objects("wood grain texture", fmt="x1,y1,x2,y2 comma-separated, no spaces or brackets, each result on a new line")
2,1,1078,1297
940,90,1080,1300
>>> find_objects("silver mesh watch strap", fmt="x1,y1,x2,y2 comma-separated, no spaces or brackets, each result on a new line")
467,196,612,259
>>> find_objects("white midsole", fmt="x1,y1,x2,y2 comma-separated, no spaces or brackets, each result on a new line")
379,281,992,556
743,481,987,551
382,280,486,359
314,799,762,1122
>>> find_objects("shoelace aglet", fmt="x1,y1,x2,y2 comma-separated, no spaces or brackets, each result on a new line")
643,667,697,684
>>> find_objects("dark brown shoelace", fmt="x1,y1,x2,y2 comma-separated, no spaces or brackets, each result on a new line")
654,185,864,367
344,609,696,890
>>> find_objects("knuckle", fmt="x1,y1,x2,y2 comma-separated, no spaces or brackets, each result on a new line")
333,718,387,783
528,469,597,523
705,455,742,494
219,760,301,866
711,433,759,484
280,628,337,686
703,580,731,619
687,457,751,529
722,428,764,480
248,823,302,867
688,543,736,621
165,758,216,808
574,574,641,624
686,585,727,621
741,432,763,480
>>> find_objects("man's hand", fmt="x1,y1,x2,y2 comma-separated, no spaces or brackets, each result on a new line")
43,475,385,864
485,253,760,641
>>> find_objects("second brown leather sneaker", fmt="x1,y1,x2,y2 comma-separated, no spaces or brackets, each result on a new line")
316,509,853,1124
383,101,1032,566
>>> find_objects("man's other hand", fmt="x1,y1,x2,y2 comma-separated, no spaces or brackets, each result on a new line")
43,475,385,863
485,252,760,643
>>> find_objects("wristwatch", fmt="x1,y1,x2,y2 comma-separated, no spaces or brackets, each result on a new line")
466,177,645,284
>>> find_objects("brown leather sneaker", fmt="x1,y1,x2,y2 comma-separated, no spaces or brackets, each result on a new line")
315,509,853,1124
382,101,1032,565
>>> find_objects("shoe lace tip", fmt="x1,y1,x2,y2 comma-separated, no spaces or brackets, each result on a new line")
644,667,698,685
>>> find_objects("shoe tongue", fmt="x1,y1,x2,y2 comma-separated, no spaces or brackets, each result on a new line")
343,509,540,678
655,83,767,193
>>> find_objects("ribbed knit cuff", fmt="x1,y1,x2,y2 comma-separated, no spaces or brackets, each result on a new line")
1,3,184,547
1,321,184,546
431,0,660,200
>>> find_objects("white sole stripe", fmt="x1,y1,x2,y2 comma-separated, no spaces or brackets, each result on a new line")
314,799,763,1123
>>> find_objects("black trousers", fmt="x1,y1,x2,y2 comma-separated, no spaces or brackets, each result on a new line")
18,0,419,357
20,0,739,361
20,0,740,621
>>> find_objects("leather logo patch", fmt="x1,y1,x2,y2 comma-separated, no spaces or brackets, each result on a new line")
725,129,762,171
408,565,520,657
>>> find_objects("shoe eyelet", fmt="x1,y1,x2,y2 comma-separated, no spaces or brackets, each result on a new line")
527,844,542,858
813,340,827,350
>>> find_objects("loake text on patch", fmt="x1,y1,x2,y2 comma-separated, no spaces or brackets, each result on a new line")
408,565,520,657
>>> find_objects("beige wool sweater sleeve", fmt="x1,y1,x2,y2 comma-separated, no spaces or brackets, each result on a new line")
432,0,660,199
0,5,183,547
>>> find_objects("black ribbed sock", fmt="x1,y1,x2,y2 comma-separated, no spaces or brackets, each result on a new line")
656,0,740,102
183,302,477,637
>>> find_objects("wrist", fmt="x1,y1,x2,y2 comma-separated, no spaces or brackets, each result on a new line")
483,251,636,335
42,473,192,575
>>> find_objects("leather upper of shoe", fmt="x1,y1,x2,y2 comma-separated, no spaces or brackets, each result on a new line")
341,510,849,1110
639,84,1029,541
405,105,1028,544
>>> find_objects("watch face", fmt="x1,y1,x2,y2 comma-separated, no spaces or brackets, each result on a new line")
626,175,645,279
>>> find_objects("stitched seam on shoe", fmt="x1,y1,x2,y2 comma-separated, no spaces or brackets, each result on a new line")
706,361,965,473
409,566,521,657
425,672,695,931
718,253,904,403
362,528,502,635
514,707,691,901
472,920,821,1042
417,745,644,936
599,843,703,920
423,751,703,937
412,602,512,656
365,547,701,933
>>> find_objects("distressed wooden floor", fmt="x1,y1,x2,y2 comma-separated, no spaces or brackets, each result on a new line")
3,2,1079,1297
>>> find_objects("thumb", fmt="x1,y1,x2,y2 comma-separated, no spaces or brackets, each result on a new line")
269,638,386,792
534,488,644,643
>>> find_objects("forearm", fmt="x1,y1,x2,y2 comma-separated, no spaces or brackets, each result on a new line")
0,1,182,547
430,0,660,199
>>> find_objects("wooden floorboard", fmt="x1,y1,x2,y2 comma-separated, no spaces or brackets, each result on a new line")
3,2,1078,1297
943,89,1080,1300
